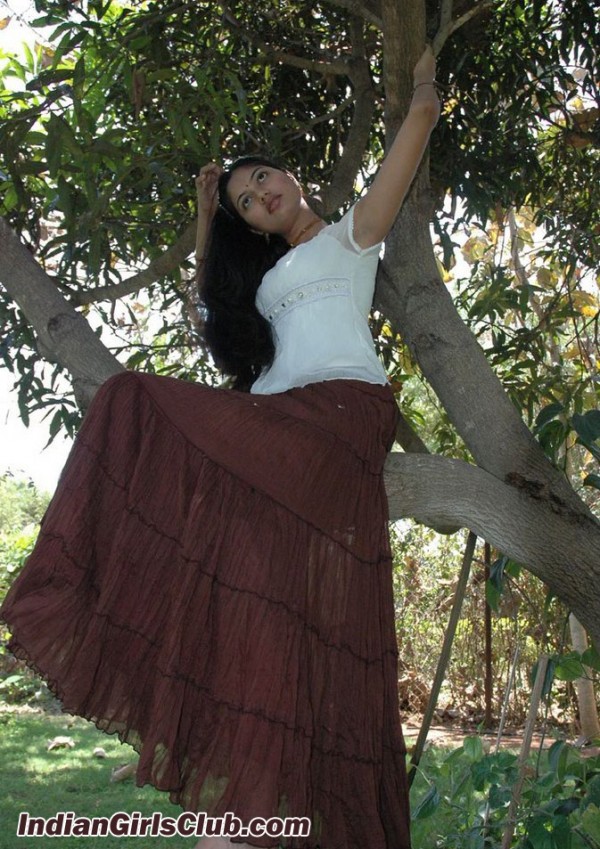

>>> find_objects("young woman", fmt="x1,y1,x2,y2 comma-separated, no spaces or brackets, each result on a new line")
1,48,439,849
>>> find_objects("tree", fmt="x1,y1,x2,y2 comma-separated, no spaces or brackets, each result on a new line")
1,2,599,644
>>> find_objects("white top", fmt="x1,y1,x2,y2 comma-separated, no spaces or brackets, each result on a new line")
250,205,389,395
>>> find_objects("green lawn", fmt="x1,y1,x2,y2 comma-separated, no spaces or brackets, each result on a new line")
0,711,198,849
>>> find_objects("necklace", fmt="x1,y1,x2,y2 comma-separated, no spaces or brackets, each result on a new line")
289,217,322,248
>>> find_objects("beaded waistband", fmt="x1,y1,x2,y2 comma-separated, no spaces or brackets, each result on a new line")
261,278,351,324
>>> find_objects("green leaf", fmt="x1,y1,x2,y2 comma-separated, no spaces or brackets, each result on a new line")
0,674,25,688
73,55,86,96
486,555,514,611
43,409,64,447
581,646,600,673
526,817,555,849
486,580,501,612
572,411,600,444
583,474,600,491
553,651,585,681
583,776,600,810
412,785,441,821
554,796,580,816
26,67,74,90
580,804,600,845
488,782,512,809
463,735,484,762
534,402,564,432
548,740,567,776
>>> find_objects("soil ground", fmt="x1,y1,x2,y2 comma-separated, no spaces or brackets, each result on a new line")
401,714,600,757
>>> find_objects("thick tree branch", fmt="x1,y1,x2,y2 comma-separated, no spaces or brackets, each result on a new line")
0,218,123,408
377,205,589,518
381,0,423,134
384,452,600,647
432,0,495,56
72,222,196,307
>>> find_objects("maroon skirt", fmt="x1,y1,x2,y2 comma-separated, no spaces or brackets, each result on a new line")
0,371,410,849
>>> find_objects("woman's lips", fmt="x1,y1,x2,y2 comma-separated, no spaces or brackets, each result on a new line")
268,196,281,213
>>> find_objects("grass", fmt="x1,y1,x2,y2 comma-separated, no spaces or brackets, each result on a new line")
2,711,599,849
0,710,198,849
0,712,451,849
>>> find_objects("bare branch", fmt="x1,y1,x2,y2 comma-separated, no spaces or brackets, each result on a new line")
433,0,495,56
222,8,350,77
437,0,453,48
284,95,355,139
321,0,383,29
73,222,196,307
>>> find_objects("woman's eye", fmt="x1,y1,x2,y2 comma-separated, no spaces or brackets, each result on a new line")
242,196,252,209
257,171,267,182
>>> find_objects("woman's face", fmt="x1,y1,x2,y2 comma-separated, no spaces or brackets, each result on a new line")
226,164,303,236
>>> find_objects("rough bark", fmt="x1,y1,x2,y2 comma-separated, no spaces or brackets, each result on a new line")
0,219,124,408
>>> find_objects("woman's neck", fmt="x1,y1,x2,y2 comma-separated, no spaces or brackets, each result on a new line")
288,214,325,247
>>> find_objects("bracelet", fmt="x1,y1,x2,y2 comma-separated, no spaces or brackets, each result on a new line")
413,81,437,92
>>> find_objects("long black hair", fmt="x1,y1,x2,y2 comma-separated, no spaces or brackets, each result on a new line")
199,156,291,391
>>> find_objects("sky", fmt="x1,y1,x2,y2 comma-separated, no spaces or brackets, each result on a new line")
0,368,72,493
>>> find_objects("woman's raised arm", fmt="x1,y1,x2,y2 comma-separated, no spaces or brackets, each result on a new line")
353,46,440,249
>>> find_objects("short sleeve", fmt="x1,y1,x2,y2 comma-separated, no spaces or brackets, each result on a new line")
324,205,382,257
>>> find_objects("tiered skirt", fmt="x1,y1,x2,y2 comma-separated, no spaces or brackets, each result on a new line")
1,371,411,849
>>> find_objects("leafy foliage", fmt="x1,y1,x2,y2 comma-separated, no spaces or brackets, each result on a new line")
0,0,598,443
0,473,49,702
411,739,600,848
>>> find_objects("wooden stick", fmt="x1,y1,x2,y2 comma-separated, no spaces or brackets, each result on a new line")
408,531,477,786
482,644,521,835
501,654,549,849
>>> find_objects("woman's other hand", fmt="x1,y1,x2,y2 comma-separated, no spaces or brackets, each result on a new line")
196,163,223,219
